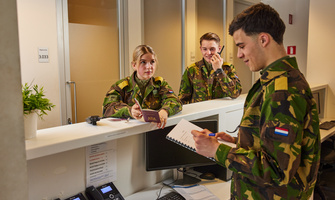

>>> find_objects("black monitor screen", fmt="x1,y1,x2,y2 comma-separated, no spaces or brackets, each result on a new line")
145,120,217,171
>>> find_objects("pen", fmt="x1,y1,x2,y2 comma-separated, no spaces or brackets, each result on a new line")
209,133,216,136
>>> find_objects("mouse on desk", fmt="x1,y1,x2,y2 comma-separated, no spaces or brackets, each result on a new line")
199,172,215,180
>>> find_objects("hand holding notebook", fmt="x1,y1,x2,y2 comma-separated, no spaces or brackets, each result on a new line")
166,119,236,161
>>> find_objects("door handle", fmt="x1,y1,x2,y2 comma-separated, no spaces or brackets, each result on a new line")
66,81,77,123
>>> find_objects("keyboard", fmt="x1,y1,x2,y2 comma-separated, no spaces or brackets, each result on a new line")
157,191,185,200
320,121,335,130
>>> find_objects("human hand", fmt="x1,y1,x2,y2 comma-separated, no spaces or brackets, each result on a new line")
156,109,168,129
210,53,223,71
191,129,220,157
215,132,236,144
131,103,142,120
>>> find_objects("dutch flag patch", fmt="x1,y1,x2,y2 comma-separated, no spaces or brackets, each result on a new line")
274,127,289,136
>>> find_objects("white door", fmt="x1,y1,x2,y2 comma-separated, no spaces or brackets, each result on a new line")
58,0,121,124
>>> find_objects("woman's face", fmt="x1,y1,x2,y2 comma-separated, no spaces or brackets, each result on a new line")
132,53,156,80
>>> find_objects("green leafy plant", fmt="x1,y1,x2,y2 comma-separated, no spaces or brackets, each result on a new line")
22,83,55,119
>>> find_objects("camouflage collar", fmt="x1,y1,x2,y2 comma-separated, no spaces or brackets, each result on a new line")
259,56,297,85
128,72,160,92
195,59,214,76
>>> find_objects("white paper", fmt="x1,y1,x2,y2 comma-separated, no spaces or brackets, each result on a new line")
167,119,236,149
173,184,220,200
86,141,117,187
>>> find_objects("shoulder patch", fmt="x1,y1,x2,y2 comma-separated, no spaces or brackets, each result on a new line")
275,76,288,91
107,89,115,95
155,76,164,83
118,80,128,89
223,62,232,66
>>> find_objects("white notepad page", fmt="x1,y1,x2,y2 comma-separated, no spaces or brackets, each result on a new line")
166,119,236,151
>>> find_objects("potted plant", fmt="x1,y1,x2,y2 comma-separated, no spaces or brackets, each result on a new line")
22,83,55,139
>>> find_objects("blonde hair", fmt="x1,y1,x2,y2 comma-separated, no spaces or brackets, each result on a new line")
132,45,158,65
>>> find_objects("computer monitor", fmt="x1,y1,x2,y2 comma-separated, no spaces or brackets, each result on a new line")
145,120,218,185
312,88,325,119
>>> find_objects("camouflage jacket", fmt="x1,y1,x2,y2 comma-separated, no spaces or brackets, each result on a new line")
102,72,182,118
178,59,242,104
215,56,320,199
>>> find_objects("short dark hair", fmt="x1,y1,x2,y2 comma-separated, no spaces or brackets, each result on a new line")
228,3,285,44
200,32,220,46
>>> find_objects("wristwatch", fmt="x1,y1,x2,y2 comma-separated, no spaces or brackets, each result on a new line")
214,68,223,75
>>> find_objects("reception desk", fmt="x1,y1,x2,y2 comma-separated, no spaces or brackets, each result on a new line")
26,95,246,200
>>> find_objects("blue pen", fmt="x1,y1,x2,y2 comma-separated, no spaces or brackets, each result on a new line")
209,133,216,136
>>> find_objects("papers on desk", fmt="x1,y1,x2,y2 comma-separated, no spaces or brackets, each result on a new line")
172,184,220,200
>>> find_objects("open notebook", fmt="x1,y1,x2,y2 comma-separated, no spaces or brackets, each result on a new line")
166,119,236,161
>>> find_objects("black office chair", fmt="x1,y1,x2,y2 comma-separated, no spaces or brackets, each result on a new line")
314,136,335,200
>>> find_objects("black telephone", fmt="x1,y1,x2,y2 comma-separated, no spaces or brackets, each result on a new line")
86,182,124,200
64,192,87,200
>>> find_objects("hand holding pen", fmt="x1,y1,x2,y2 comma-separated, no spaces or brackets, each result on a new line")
191,129,220,157
209,132,236,144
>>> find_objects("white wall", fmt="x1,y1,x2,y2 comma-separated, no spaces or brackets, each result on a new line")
261,0,309,76
17,0,62,129
307,0,335,118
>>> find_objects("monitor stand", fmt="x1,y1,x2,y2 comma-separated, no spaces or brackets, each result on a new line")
163,168,201,187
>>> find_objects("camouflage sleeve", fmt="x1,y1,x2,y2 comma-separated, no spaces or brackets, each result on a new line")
215,78,319,186
102,83,133,119
178,68,192,105
215,63,242,98
160,80,183,116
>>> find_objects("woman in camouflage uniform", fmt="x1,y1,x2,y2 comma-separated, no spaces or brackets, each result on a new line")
103,45,182,129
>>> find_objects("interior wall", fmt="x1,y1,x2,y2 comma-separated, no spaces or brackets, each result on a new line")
143,0,182,92
262,0,309,76
127,0,143,75
0,0,28,199
307,0,335,118
196,0,224,60
17,0,62,129
27,134,171,199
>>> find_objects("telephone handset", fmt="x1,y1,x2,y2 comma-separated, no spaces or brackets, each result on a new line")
85,186,104,200
86,182,124,200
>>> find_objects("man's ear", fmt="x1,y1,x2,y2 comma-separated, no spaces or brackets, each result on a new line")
259,33,270,47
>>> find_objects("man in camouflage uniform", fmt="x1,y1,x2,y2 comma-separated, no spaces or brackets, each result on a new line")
178,32,242,104
191,3,320,200
103,72,182,119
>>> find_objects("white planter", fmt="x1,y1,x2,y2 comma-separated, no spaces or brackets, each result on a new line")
24,112,38,140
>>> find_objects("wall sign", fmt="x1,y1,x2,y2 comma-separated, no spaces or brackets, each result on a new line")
287,46,296,55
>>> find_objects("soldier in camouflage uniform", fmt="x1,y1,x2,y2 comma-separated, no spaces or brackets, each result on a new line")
178,32,242,104
191,3,320,200
103,45,182,129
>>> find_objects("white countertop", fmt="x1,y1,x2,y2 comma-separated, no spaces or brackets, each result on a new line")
25,95,247,160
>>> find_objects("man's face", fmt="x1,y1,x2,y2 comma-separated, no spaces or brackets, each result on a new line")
233,29,265,72
200,40,221,64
